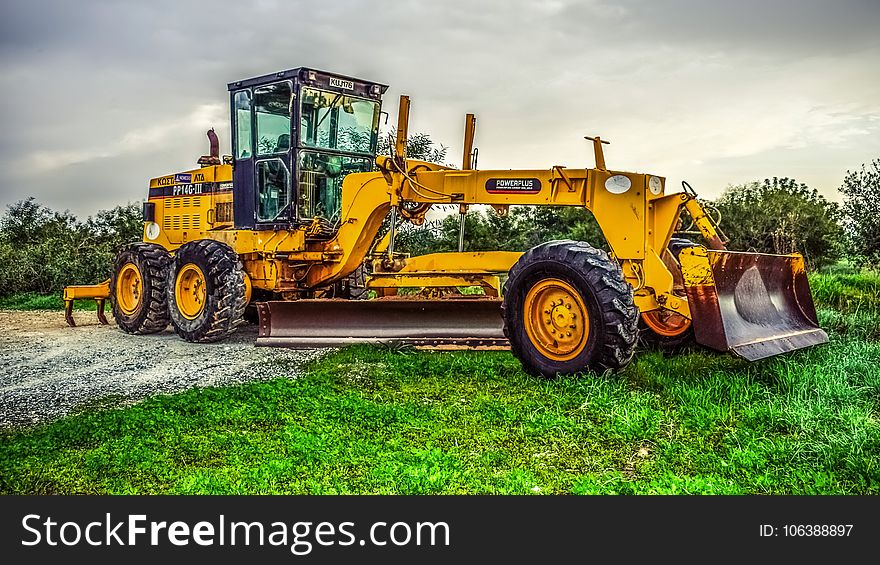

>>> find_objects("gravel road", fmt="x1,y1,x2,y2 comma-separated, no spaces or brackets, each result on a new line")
0,310,325,429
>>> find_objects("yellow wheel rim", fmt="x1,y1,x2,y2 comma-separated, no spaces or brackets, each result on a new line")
523,278,589,362
641,310,692,337
175,263,207,320
243,272,253,305
116,263,143,315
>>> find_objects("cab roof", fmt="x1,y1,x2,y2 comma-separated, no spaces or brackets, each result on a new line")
227,67,389,93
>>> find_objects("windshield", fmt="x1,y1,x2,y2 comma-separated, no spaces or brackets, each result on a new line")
300,87,380,154
297,151,373,225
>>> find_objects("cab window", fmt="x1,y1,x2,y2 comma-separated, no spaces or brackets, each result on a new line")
256,159,289,222
254,82,292,156
297,151,372,223
233,90,252,159
300,88,379,154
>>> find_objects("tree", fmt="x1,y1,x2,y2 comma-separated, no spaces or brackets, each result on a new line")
393,218,444,257
374,131,451,255
427,205,606,254
435,208,519,252
511,206,606,250
712,177,842,270
839,158,880,267
377,130,449,164
0,198,142,296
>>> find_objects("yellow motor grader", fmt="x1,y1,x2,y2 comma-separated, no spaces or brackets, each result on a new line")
64,67,827,376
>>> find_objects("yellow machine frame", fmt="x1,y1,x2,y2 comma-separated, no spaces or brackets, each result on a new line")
67,95,728,326
62,76,827,373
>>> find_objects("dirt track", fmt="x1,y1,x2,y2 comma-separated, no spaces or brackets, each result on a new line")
0,310,325,429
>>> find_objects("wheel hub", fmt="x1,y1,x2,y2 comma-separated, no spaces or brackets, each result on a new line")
524,278,589,361
116,263,143,315
549,301,575,332
176,263,207,320
641,309,691,337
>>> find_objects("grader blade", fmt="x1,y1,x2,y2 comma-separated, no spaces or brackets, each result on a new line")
256,298,509,349
679,248,828,361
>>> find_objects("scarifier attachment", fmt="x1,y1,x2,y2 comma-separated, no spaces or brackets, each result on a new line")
679,247,828,360
256,298,509,349
62,280,111,327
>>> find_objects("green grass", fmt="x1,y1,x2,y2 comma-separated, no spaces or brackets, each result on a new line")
0,292,70,310
1,272,878,494
0,292,102,311
809,271,880,314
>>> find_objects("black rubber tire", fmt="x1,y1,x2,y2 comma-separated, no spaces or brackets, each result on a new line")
166,240,247,343
638,237,698,351
243,304,260,325
502,240,639,377
667,237,696,260
110,242,171,334
341,265,370,299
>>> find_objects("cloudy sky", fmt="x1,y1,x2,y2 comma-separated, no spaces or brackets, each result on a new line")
1,0,878,218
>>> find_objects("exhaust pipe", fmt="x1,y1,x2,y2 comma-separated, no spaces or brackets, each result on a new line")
197,128,221,166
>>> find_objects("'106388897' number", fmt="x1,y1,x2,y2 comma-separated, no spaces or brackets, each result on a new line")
783,524,853,536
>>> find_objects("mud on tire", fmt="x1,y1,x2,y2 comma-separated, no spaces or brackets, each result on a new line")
502,240,639,377
110,242,171,334
167,240,247,343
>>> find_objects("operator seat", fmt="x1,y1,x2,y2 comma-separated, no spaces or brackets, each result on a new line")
275,134,290,153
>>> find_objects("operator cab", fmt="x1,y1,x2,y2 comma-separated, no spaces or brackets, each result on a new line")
227,68,388,236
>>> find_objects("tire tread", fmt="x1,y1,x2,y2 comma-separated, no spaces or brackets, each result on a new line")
167,240,247,343
110,242,171,334
502,240,639,376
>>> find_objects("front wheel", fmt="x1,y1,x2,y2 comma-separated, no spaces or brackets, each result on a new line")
502,241,639,377
639,310,694,350
638,237,697,350
167,240,247,343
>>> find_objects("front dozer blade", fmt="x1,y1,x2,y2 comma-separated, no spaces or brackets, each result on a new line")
679,248,828,361
256,298,508,349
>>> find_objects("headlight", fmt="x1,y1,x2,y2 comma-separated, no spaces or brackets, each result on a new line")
604,174,632,194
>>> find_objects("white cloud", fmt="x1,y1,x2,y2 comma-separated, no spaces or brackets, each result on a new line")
0,0,877,215
20,104,226,175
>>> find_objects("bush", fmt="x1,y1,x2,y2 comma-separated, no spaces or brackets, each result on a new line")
377,131,449,165
712,177,842,270
392,205,607,255
839,158,880,268
0,198,142,296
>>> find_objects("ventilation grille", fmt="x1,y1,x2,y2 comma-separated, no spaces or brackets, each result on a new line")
216,202,234,224
161,214,201,232
161,197,204,233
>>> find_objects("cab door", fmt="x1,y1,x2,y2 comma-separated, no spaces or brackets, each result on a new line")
231,89,256,229
252,81,294,228
231,82,294,229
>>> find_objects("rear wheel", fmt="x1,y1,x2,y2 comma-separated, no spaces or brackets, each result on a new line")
167,240,247,343
110,242,171,334
502,241,639,377
328,264,369,299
